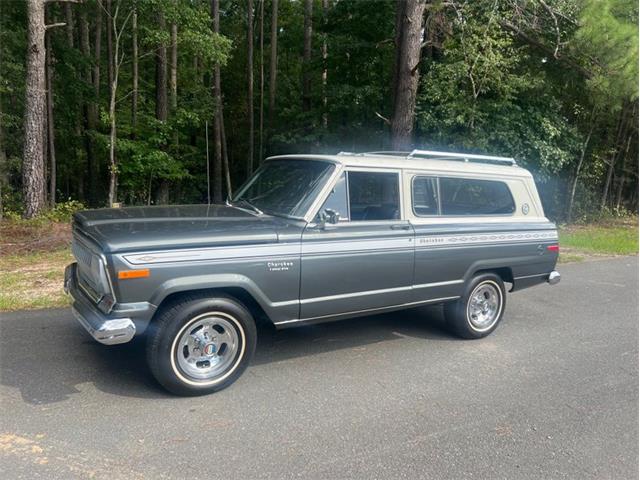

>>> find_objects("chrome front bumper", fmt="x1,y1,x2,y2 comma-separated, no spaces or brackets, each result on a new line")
547,271,561,285
65,263,136,345
71,307,136,345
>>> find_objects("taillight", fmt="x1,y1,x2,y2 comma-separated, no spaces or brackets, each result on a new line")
547,245,559,252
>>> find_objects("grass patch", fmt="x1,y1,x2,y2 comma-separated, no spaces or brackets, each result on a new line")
559,224,638,256
0,248,73,311
557,253,586,264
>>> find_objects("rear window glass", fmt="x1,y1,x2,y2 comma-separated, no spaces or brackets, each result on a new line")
439,178,515,215
412,177,439,216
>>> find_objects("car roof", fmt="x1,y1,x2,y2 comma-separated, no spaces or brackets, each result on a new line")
266,152,533,179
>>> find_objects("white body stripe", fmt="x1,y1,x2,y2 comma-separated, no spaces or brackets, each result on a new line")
301,237,412,255
415,230,557,248
123,230,557,265
124,243,300,265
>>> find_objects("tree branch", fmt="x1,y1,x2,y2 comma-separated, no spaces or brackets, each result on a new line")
539,0,561,58
375,111,391,125
46,22,67,30
499,20,592,78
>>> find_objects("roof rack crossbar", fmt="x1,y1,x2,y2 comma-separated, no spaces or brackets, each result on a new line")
408,149,516,166
363,151,412,156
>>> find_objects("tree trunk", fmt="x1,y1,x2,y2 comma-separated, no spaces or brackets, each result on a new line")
601,104,629,210
302,0,312,112
391,0,404,113
321,0,328,129
268,0,278,125
615,134,633,211
107,3,120,207
258,0,264,163
247,0,254,176
46,22,56,207
0,88,8,220
93,0,102,107
106,0,114,92
170,18,178,111
131,5,138,138
22,0,47,218
64,3,74,47
211,0,223,203
79,9,95,205
156,12,168,122
567,120,594,222
391,0,427,151
220,103,232,197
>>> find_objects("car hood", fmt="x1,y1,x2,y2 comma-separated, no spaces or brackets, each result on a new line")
73,204,291,253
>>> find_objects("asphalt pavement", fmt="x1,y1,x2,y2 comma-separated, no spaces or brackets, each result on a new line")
1,256,638,479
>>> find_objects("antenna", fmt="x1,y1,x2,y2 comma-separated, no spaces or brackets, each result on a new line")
205,121,211,204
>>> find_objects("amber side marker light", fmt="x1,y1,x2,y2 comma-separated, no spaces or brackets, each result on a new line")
547,245,560,252
118,269,150,280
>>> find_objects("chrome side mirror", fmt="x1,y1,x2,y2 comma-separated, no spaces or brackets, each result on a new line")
319,208,340,228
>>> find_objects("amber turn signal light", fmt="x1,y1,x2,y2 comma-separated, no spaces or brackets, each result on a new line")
118,269,150,280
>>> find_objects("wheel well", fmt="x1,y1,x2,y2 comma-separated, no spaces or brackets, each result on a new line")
154,287,271,326
473,267,514,287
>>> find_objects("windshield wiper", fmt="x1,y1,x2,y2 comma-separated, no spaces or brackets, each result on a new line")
230,198,263,215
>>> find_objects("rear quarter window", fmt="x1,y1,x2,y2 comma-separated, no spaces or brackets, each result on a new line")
439,177,515,216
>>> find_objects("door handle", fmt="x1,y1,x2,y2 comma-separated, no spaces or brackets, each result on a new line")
390,224,411,230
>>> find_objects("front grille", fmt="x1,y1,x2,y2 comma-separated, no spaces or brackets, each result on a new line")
72,239,93,268
72,236,102,300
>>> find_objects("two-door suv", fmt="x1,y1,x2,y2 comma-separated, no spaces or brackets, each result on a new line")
65,150,560,395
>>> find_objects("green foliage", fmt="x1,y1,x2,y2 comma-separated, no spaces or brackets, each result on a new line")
42,200,86,222
577,0,639,102
0,0,637,222
416,3,582,180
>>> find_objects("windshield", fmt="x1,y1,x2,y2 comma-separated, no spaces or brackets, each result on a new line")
232,159,335,218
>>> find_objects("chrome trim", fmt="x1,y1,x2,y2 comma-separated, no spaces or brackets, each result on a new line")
72,307,135,345
513,273,548,280
408,149,516,166
412,279,464,289
274,296,461,326
300,285,410,305
547,271,561,285
270,280,463,309
270,299,300,308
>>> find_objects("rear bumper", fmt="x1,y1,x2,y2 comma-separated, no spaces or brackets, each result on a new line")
547,270,561,285
64,263,154,345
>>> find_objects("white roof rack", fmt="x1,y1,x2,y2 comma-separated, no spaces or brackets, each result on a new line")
408,149,517,166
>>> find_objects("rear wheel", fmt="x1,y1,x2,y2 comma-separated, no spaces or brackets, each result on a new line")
444,273,506,339
146,294,256,396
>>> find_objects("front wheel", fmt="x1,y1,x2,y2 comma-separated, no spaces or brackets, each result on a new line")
444,273,506,339
146,294,257,396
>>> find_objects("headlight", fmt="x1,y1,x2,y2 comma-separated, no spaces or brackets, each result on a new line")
73,238,115,313
90,255,110,294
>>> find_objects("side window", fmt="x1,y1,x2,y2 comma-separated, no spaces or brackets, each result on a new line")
318,172,349,220
440,177,515,215
412,176,439,216
348,171,400,221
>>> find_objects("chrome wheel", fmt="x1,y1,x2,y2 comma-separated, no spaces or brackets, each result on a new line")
173,313,242,382
466,281,502,332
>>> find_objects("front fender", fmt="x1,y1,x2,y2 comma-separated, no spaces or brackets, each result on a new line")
149,273,299,324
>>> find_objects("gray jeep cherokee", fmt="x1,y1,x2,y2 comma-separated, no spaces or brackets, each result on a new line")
65,150,560,395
